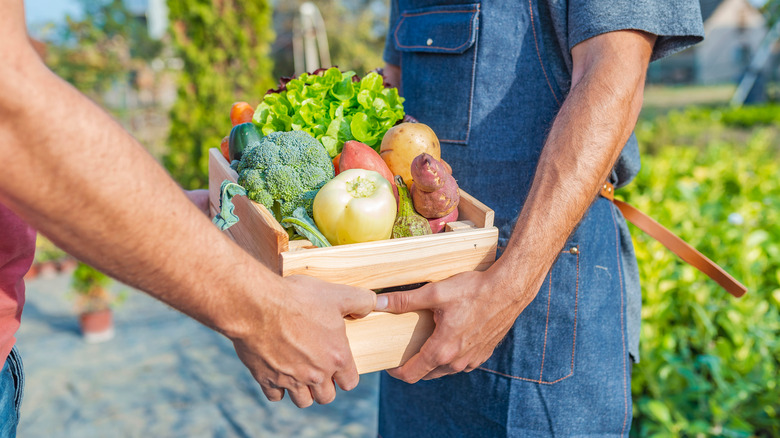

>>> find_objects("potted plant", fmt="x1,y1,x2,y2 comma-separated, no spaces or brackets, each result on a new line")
70,262,124,343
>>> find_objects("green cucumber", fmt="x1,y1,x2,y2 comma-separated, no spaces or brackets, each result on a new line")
228,123,262,161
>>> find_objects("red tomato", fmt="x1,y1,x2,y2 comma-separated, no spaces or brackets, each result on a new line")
230,102,254,126
219,135,230,162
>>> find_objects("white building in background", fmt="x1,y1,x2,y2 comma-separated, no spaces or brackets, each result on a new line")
697,0,767,84
649,0,772,85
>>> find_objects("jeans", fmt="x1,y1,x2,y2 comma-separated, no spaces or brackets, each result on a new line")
0,346,23,438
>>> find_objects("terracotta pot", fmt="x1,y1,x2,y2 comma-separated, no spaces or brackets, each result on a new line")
57,257,78,274
79,309,115,343
38,261,58,278
24,264,40,280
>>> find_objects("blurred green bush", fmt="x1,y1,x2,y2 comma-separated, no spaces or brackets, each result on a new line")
626,105,780,437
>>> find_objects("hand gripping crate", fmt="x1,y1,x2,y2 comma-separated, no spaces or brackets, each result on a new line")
208,148,498,373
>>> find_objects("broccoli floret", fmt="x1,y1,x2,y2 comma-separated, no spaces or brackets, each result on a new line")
236,130,334,221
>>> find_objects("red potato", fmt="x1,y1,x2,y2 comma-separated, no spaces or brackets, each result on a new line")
339,140,399,201
428,207,459,233
332,152,342,175
410,153,460,219
219,135,230,162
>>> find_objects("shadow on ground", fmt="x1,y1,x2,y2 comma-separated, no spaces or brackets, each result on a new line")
16,274,379,438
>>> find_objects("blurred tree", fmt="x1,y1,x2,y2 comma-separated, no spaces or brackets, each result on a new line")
165,0,275,189
44,0,163,104
761,0,780,26
272,0,389,78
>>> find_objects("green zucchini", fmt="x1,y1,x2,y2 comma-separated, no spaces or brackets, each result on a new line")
228,123,262,161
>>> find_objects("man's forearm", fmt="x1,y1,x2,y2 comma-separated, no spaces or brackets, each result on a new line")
492,31,655,305
0,32,281,339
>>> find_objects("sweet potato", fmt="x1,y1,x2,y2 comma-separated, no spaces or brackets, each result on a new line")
410,153,459,219
428,207,459,233
339,140,398,200
411,152,448,192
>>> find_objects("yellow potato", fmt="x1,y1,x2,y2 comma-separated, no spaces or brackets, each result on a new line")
379,122,441,186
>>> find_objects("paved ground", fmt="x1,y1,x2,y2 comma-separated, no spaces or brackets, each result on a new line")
16,273,380,438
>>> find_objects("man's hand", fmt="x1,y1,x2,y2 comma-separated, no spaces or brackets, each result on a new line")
232,275,376,407
375,269,531,383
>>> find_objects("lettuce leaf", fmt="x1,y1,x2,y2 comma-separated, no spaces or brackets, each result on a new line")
253,67,405,157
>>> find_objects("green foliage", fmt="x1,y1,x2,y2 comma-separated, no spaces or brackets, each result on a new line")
70,262,121,312
70,262,112,295
760,0,780,27
626,105,780,437
165,0,276,189
34,235,68,264
44,0,162,102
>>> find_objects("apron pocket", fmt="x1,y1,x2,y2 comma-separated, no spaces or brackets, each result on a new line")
393,3,480,143
479,244,580,384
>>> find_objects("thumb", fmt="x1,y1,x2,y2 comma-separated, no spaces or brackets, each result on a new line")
375,284,437,314
337,285,377,318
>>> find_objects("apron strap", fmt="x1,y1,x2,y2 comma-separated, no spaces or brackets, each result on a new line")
600,182,747,298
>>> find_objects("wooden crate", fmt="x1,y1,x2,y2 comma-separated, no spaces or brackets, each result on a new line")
208,148,498,373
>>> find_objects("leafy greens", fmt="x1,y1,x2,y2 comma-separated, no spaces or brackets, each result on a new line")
252,67,405,158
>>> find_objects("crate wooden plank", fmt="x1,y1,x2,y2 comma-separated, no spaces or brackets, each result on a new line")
209,149,288,272
445,220,476,232
280,228,497,289
345,310,434,374
458,190,494,228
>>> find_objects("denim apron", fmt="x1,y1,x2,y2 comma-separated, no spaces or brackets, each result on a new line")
379,1,640,436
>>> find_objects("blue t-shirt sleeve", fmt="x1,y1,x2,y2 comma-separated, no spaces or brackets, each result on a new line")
383,0,402,66
568,0,704,62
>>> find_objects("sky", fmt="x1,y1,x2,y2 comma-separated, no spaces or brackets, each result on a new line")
24,0,83,26
24,0,168,40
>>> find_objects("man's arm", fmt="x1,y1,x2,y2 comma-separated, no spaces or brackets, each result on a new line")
378,30,656,382
0,0,375,407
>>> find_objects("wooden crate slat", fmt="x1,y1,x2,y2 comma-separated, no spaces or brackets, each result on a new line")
458,190,494,228
345,310,435,374
209,149,289,272
280,228,497,289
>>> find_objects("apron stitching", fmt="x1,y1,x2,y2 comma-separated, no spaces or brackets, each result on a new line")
396,9,478,52
538,270,553,381
397,5,480,144
464,8,479,144
476,366,572,385
609,202,629,435
570,249,580,374
528,0,561,106
477,248,579,384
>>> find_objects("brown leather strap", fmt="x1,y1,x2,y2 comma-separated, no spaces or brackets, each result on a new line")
600,182,747,298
